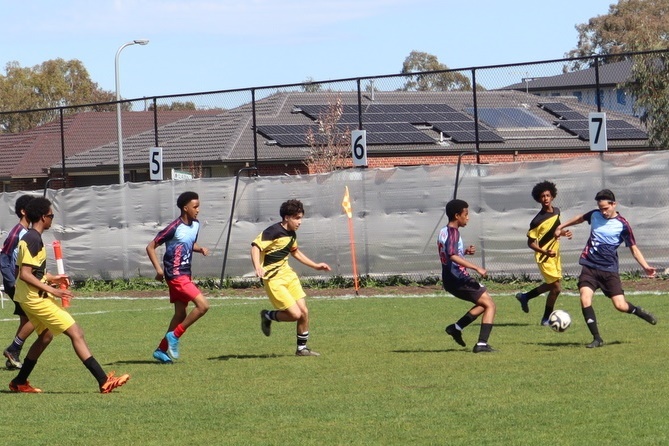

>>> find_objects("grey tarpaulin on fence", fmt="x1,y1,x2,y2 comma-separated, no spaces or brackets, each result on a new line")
2,151,668,281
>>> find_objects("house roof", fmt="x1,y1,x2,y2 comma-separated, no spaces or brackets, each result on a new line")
501,59,633,92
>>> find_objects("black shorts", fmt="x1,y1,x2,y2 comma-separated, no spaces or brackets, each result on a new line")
444,278,487,303
578,265,624,298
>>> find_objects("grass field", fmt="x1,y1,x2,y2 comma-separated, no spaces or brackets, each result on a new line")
1,290,668,445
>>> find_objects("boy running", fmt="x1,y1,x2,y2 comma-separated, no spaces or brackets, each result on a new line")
515,181,572,325
439,199,497,353
2,195,35,369
252,199,331,356
147,191,210,363
555,189,657,348
9,197,129,393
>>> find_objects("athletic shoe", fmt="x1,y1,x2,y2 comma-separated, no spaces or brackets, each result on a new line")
165,331,180,359
9,380,42,393
541,319,550,327
586,338,604,349
3,349,22,369
153,349,173,364
100,371,130,394
295,347,320,356
473,343,496,353
445,324,466,347
636,307,657,325
515,293,529,313
260,310,272,337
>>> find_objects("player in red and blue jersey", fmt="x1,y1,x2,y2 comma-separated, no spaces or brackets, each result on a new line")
1,195,35,369
556,189,657,348
147,191,210,363
438,199,497,353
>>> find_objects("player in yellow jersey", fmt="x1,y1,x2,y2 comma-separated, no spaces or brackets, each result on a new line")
515,181,572,325
252,199,331,356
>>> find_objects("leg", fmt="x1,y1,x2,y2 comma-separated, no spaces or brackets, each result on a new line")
473,292,496,353
9,329,53,392
541,280,561,324
611,294,657,325
580,286,603,348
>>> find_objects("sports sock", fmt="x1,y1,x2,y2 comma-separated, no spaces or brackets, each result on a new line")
83,356,108,386
8,336,25,352
477,323,493,344
582,306,601,338
455,312,477,330
157,338,168,352
297,331,309,350
542,306,554,322
14,357,37,385
626,302,637,314
173,323,186,338
266,310,279,322
524,287,543,300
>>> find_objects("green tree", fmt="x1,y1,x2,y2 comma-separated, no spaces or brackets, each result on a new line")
0,58,117,133
301,77,323,93
148,101,198,111
400,51,473,91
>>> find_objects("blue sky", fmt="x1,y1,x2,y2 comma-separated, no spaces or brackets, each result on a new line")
0,0,614,101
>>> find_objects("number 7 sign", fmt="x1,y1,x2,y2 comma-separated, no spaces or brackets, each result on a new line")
589,112,608,151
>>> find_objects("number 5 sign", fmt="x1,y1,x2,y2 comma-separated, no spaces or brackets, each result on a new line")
589,113,608,152
351,129,367,167
149,147,163,180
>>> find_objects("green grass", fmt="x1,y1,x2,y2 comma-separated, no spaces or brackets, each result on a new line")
1,291,668,445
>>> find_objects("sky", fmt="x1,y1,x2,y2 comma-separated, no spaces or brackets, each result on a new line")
0,0,616,102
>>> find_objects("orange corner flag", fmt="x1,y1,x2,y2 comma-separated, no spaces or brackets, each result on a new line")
342,186,353,218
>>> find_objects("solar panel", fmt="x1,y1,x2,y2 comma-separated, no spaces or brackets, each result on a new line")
539,102,574,113
556,120,648,140
467,107,552,129
555,111,586,120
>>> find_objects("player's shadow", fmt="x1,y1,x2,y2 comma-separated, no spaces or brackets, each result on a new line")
534,340,623,348
108,359,161,365
392,348,463,354
210,353,285,361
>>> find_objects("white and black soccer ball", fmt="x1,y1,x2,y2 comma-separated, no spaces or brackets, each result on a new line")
548,309,571,332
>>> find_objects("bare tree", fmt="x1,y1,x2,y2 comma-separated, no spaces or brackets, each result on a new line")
303,95,351,173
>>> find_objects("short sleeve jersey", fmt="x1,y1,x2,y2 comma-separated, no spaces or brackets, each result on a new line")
0,223,28,285
527,207,561,264
152,218,200,280
14,228,48,304
251,222,298,281
579,209,635,272
437,225,470,286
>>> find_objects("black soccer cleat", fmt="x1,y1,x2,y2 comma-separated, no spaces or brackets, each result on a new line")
260,310,272,336
445,324,466,347
515,293,529,313
472,343,496,353
635,307,657,325
586,338,604,349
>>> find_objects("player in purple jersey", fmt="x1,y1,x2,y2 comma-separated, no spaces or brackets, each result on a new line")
1,195,36,369
556,189,657,348
438,199,497,353
147,191,210,363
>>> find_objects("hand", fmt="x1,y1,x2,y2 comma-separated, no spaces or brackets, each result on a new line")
50,274,70,288
154,271,164,282
315,263,331,272
200,247,210,256
255,267,265,279
464,245,476,255
644,266,657,278
475,267,487,278
545,249,556,258
561,229,573,240
53,287,73,299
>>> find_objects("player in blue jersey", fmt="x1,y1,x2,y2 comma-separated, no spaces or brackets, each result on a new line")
556,189,657,348
438,199,497,353
147,191,210,363
2,195,36,369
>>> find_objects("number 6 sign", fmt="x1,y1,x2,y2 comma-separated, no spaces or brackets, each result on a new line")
351,130,367,167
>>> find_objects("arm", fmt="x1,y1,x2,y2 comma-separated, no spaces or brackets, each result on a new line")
251,244,264,278
555,214,585,238
145,240,164,281
19,264,72,300
526,237,556,258
449,254,486,278
291,248,331,272
629,245,656,277
193,242,210,256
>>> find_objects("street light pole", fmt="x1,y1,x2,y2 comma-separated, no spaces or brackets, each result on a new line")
115,39,149,184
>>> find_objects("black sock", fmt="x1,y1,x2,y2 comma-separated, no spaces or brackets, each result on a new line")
267,310,279,322
83,356,107,386
582,306,601,339
626,302,637,314
297,332,309,349
524,287,543,300
477,323,493,344
13,357,37,385
542,306,554,321
456,312,477,330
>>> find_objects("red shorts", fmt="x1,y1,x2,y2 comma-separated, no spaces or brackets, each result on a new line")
167,275,201,303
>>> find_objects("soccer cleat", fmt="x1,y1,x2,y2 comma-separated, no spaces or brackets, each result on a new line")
586,338,604,349
473,343,496,353
165,331,180,359
541,319,550,327
9,380,42,393
153,349,173,364
260,310,272,337
3,349,22,369
295,347,320,356
635,307,657,325
445,324,466,347
100,371,130,394
515,293,529,313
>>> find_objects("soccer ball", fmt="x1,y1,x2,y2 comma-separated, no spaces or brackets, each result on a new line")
548,310,571,332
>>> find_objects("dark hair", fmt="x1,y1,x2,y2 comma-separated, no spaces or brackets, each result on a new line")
531,181,557,202
595,189,616,202
280,199,304,218
446,199,468,221
177,191,199,209
14,195,35,218
25,197,51,224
